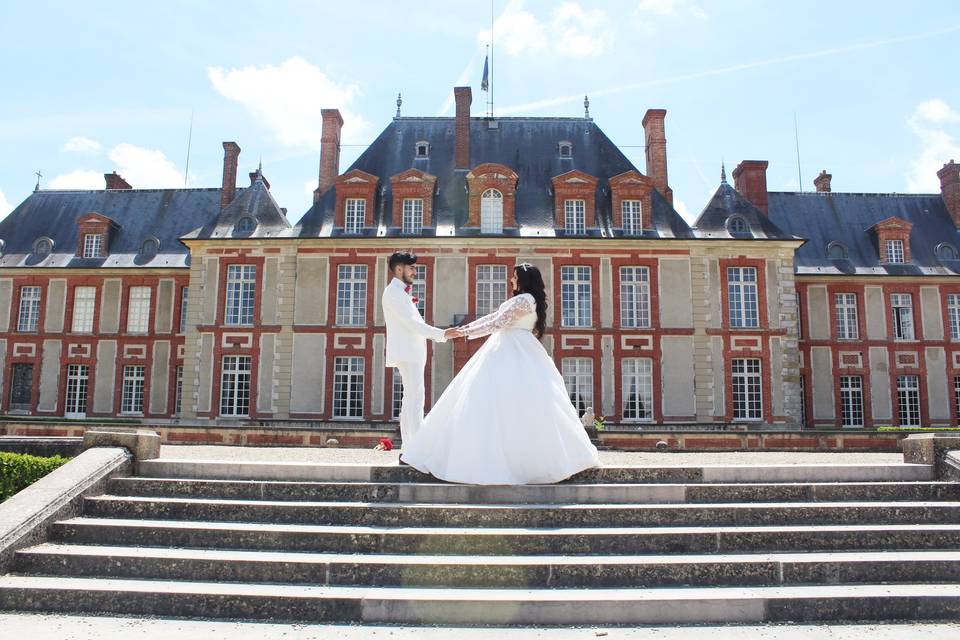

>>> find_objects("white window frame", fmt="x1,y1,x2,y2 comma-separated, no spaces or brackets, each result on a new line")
64,364,89,418
402,198,424,235
622,358,653,422
333,356,365,419
799,375,807,427
564,199,586,234
897,374,921,428
562,357,593,416
391,368,403,420
476,265,508,317
126,286,151,334
82,233,102,258
621,199,643,235
71,286,97,333
891,293,914,341
948,294,960,341
174,365,184,416
220,355,252,417
17,286,41,332
335,264,368,326
954,375,960,421
480,189,503,234
120,365,145,415
885,239,905,264
732,358,763,421
839,375,864,428
561,265,592,328
834,293,859,340
179,287,189,333
620,266,650,328
344,198,365,234
224,265,256,326
412,264,426,317
727,267,759,328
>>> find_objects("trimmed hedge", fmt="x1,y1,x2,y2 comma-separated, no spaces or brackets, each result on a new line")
0,451,70,502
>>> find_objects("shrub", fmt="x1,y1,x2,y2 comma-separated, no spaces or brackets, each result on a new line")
0,452,70,502
876,426,960,432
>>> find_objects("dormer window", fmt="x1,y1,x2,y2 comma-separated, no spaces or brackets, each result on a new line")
33,237,53,257
82,233,102,258
415,141,430,157
558,141,573,158
938,242,959,261
234,216,257,236
826,241,848,260
344,198,365,233
0,239,5,258
727,215,750,236
140,236,160,260
622,200,643,235
885,239,904,264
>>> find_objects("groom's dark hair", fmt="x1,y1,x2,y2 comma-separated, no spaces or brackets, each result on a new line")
388,251,417,271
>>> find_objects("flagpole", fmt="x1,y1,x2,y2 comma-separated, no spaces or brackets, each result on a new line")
489,0,494,117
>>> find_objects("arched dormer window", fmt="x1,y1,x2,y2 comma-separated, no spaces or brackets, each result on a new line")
480,189,503,234
937,242,959,261
826,241,849,260
726,215,750,236
33,237,53,257
234,216,257,236
140,236,160,259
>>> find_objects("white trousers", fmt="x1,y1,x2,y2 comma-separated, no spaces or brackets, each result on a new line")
395,361,426,446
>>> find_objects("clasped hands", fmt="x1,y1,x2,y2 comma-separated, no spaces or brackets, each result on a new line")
443,327,465,340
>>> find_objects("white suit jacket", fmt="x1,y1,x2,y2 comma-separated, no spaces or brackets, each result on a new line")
382,277,446,367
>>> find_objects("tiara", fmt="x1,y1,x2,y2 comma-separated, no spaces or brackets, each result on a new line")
518,262,533,272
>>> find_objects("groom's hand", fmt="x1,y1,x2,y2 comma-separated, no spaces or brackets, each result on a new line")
443,327,461,340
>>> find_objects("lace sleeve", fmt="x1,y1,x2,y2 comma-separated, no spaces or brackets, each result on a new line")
460,294,536,340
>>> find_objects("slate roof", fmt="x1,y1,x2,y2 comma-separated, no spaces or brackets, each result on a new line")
0,187,233,268
692,180,797,240
294,116,693,239
184,174,291,240
767,192,960,276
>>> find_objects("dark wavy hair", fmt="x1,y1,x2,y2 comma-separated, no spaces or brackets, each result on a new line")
514,263,547,338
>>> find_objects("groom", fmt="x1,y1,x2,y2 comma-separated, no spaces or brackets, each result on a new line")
382,251,458,448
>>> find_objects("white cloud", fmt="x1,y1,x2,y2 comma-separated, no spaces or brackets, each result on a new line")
477,0,610,58
906,99,960,192
551,2,612,57
49,170,102,190
674,196,694,223
108,143,183,188
0,189,13,219
208,57,368,150
63,136,101,153
635,0,706,19
304,179,318,197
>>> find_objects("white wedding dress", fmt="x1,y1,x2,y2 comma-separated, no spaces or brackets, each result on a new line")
400,293,601,485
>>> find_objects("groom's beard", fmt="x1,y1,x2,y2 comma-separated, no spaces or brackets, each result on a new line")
402,273,415,286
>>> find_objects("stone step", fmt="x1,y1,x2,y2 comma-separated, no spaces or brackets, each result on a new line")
51,518,960,555
137,459,936,484
106,477,960,505
1,575,958,624
15,544,960,589
81,495,960,528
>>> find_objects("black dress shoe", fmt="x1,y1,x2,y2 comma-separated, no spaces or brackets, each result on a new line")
398,457,409,466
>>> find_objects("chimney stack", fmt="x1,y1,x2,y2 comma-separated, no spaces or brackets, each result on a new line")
642,109,672,204
220,141,241,210
939,160,960,227
315,109,344,202
104,171,132,190
454,86,472,170
814,169,832,193
732,160,769,215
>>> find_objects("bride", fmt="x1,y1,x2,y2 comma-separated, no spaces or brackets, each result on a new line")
399,263,601,484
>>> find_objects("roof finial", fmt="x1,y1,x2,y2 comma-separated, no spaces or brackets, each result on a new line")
34,169,42,192
258,155,262,174
396,92,402,118
720,161,727,185
584,95,590,119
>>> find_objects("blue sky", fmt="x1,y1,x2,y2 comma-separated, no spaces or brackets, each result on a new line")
2,0,959,223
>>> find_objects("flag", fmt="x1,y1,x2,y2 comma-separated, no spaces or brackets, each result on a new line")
481,55,489,92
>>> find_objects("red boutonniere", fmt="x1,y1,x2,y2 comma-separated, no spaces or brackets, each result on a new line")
374,437,394,451
411,297,419,305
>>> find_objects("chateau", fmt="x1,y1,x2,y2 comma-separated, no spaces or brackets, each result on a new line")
1,86,958,430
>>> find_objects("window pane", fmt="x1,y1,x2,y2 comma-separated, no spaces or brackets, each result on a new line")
620,266,650,328
126,287,151,334
564,199,586,234
562,357,593,416
402,198,424,234
621,200,642,235
121,365,145,414
727,267,758,328
17,286,41,332
220,355,252,416
476,265,508,316
336,264,368,326
333,356,365,418
561,266,592,327
622,358,653,421
345,198,365,233
840,376,864,427
834,293,858,340
732,358,762,420
480,189,503,234
225,265,257,326
896,375,921,427
72,286,96,333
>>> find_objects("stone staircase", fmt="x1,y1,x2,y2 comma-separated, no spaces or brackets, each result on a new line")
3,457,960,624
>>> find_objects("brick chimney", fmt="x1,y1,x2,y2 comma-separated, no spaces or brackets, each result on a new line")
220,141,241,210
314,109,344,202
813,169,832,193
104,171,132,190
939,160,960,227
642,109,671,203
454,86,472,170
732,160,769,215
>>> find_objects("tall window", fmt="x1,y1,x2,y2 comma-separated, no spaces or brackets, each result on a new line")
391,368,403,420
126,286,151,334
561,266,592,327
179,287,189,333
412,264,426,317
224,265,256,326
220,355,252,416
622,200,643,235
620,266,650,328
732,358,762,420
174,365,184,416
402,198,424,234
333,356,364,419
891,293,914,340
885,239,905,263
564,199,586,234
70,287,97,333
727,267,759,328
896,375,921,427
622,358,653,421
480,189,503,234
562,357,593,416
336,264,368,326
121,365,145,414
839,375,864,427
344,198,365,234
476,265,508,316
834,293,859,340
799,375,807,427
949,294,960,341
17,286,41,332
82,233,102,258
954,376,960,421
64,364,89,418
